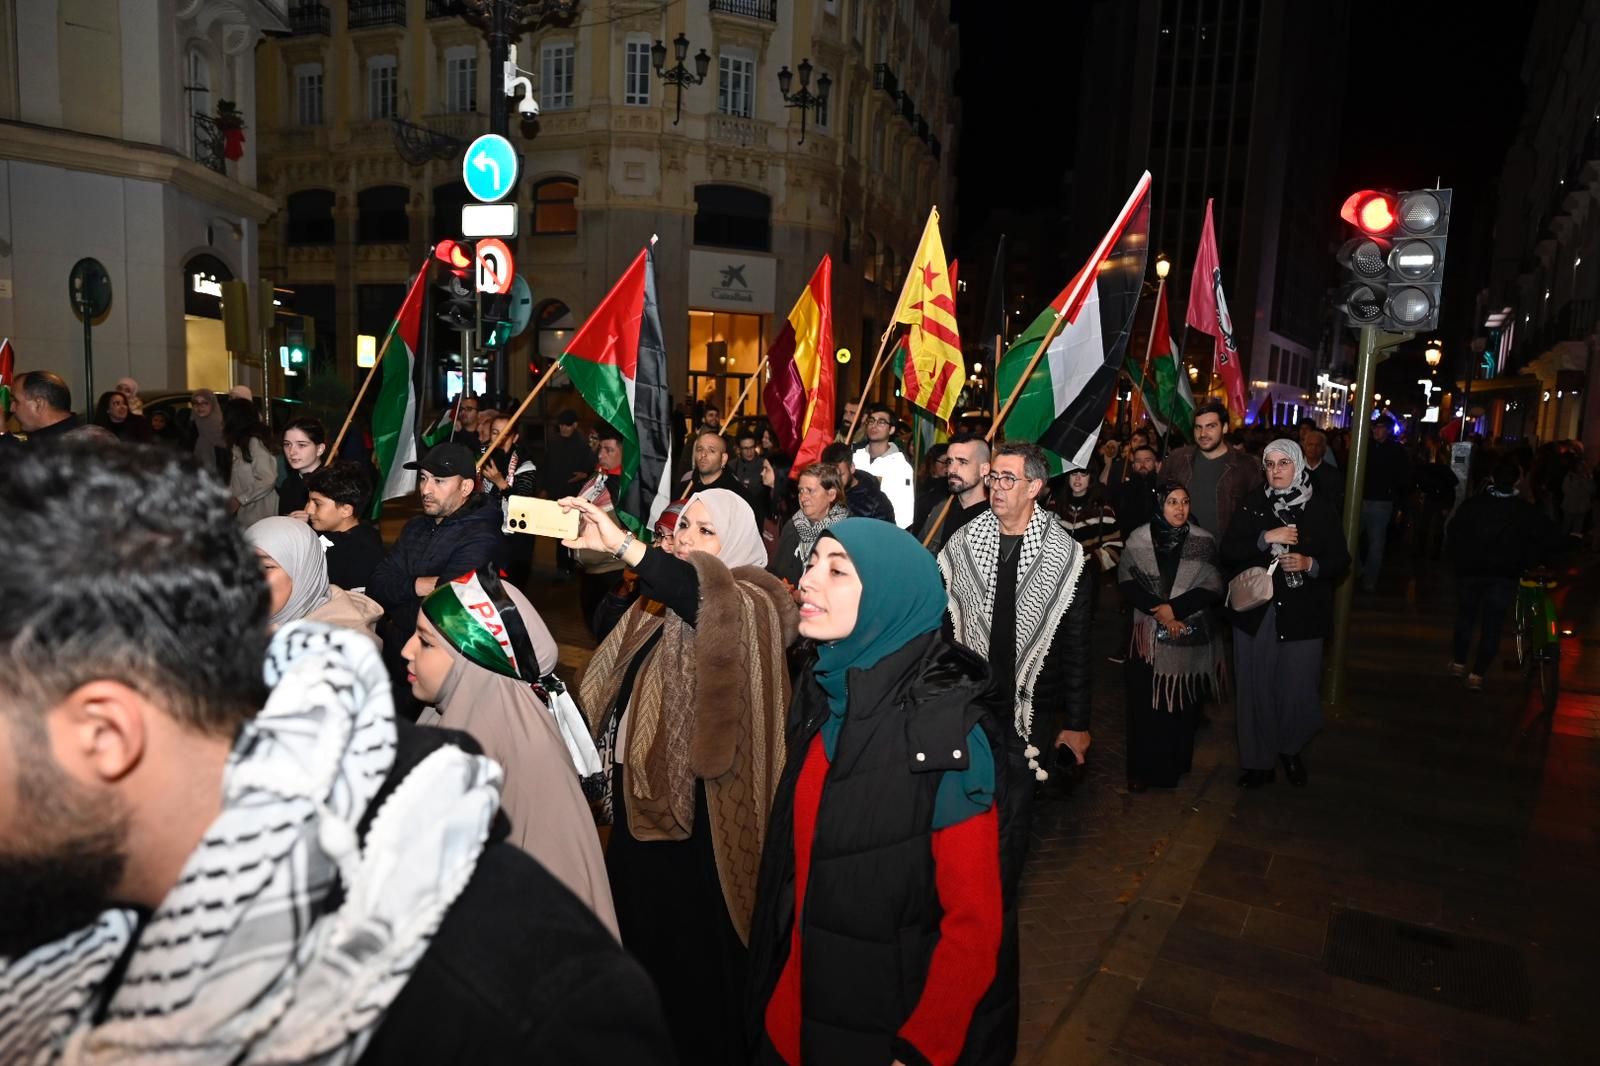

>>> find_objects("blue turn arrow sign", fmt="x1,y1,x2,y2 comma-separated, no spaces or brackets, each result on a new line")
463,133,518,203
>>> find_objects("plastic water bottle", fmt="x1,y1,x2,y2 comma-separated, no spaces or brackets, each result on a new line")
1284,526,1304,588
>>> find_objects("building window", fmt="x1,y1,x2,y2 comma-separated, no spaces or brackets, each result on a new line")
294,63,324,126
444,47,477,113
286,189,336,245
815,69,831,130
624,38,652,106
540,42,575,110
718,53,755,118
532,177,578,235
187,47,211,122
693,184,771,252
357,185,411,243
368,55,398,119
864,233,877,282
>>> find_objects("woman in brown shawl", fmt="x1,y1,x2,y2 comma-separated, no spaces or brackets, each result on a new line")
402,566,618,937
562,487,798,1066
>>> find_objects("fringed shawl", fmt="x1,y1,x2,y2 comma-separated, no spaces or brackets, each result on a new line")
1119,524,1226,711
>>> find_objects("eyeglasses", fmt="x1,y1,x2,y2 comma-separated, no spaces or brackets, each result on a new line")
797,485,824,496
983,472,1032,489
865,416,894,427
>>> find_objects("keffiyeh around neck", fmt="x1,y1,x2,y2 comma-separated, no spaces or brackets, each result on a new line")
1263,440,1313,557
791,503,849,570
0,623,502,1066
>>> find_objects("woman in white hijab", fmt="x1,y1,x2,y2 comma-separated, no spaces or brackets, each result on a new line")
403,567,617,937
245,516,382,644
562,487,797,1066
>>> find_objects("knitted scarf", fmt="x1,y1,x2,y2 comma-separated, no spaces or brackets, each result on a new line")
789,503,849,571
1118,525,1225,711
0,623,500,1066
939,505,1085,743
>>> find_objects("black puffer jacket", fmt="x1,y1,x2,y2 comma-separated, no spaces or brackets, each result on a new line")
368,491,507,650
747,632,1022,1066
846,470,896,523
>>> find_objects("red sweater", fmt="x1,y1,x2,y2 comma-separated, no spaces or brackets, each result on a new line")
764,734,1003,1065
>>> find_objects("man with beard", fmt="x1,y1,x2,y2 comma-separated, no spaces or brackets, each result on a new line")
1159,401,1261,539
0,440,670,1064
685,429,761,517
919,435,991,552
1117,443,1162,541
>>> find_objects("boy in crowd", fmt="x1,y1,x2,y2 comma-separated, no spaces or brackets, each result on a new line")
305,461,387,591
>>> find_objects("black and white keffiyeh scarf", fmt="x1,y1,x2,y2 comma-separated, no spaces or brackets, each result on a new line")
790,504,850,570
0,622,502,1066
939,505,1085,749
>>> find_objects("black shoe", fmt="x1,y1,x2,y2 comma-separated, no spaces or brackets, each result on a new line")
1236,768,1275,789
1280,753,1307,787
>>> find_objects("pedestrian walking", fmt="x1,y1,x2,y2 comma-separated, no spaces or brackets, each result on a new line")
1358,417,1410,591
1222,439,1349,788
1117,481,1224,791
568,487,798,1066
749,519,1017,1066
224,396,279,525
188,387,227,475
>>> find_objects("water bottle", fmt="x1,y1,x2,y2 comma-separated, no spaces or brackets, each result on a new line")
1283,525,1304,588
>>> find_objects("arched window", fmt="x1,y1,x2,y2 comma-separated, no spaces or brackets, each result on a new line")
357,185,410,243
535,299,576,364
693,184,771,252
532,178,578,235
285,189,336,245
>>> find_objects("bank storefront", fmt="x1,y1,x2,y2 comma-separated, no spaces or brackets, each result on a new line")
687,249,775,419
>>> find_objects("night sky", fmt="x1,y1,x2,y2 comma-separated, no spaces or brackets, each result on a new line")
954,0,1537,354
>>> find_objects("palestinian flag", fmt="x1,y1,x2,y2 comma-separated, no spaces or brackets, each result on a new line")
0,338,13,420
1127,281,1195,439
369,266,429,518
996,172,1151,473
762,255,835,469
558,246,673,536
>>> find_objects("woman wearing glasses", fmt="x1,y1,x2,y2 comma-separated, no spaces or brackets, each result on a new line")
771,463,850,585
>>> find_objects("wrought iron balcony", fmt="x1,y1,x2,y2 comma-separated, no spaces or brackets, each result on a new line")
288,2,330,35
426,0,467,16
873,63,897,96
349,0,406,29
192,113,227,175
709,0,776,21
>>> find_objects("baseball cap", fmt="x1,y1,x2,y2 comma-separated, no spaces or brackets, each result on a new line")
556,409,578,425
404,442,477,478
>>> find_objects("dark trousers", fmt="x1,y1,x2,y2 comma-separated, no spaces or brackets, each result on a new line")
1453,575,1517,675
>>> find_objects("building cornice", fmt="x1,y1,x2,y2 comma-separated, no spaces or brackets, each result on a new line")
0,121,279,221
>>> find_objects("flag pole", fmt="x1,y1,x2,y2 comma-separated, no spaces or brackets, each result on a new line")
845,324,898,442
922,306,1078,549
330,252,432,457
477,360,560,471
1121,274,1166,486
719,355,770,437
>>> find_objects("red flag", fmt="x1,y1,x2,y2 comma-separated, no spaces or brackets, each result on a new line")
762,256,835,468
0,337,13,420
1186,200,1248,423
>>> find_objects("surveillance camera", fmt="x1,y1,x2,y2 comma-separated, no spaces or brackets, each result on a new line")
517,95,540,118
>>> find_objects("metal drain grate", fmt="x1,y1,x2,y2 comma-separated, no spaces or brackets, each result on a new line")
1323,907,1530,1021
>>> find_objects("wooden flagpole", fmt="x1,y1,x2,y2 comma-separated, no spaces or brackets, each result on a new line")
719,355,770,438
477,364,560,471
1121,274,1167,487
845,325,899,443
330,249,433,456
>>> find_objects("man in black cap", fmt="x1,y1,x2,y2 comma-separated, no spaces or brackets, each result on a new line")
367,442,506,712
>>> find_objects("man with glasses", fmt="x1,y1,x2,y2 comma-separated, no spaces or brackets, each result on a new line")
852,402,916,528
920,435,991,552
939,441,1094,805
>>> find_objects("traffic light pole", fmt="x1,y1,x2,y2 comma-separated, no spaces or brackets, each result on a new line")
1326,323,1411,707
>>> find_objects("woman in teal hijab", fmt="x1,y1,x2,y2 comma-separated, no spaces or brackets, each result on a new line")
748,519,1018,1066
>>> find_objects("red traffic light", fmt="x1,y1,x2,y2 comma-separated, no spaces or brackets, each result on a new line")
435,239,473,272
1340,191,1399,235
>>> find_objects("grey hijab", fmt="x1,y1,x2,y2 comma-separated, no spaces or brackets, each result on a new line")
247,516,332,628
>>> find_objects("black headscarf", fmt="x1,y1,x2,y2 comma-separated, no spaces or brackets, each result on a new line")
1149,478,1190,554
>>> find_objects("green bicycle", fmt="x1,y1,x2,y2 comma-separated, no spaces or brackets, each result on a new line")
1513,568,1560,715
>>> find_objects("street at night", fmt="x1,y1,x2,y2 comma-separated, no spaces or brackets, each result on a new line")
2,1,1598,1064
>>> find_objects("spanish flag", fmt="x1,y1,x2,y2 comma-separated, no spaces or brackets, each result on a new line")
891,208,965,426
762,255,835,468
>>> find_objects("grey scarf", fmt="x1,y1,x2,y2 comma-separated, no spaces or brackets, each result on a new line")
0,623,501,1066
1118,525,1225,710
790,504,849,570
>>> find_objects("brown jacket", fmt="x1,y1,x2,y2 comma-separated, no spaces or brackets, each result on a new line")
306,585,383,646
1158,445,1263,539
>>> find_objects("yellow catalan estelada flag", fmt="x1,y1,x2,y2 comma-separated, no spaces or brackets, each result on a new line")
889,207,966,426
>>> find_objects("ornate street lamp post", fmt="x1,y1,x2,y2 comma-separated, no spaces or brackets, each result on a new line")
777,58,831,146
653,33,710,126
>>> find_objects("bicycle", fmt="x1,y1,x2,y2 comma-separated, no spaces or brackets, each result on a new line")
1513,567,1561,715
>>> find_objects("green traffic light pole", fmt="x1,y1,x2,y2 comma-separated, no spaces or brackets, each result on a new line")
1326,323,1412,707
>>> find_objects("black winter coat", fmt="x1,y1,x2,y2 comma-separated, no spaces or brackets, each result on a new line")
846,470,896,522
747,632,1022,1066
1445,491,1557,579
368,491,506,648
1220,492,1350,641
353,723,674,1065
1016,561,1095,741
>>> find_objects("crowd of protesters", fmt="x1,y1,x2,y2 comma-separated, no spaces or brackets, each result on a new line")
0,367,1588,1064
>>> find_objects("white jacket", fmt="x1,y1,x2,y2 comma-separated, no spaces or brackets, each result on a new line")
853,444,915,528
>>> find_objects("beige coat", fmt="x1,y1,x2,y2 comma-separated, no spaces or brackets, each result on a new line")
306,586,383,647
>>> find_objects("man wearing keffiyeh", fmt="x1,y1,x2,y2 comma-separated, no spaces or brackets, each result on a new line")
0,441,670,1065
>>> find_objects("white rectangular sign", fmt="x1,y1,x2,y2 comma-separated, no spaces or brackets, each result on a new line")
688,250,776,314
461,202,519,238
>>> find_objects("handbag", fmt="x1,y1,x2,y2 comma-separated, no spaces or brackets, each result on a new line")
1226,558,1278,611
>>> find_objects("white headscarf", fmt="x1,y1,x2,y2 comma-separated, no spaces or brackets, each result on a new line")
686,488,768,568
1262,438,1313,518
247,516,332,628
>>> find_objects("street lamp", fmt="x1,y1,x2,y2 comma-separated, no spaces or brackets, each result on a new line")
1424,340,1442,368
653,33,710,126
1155,253,1170,281
777,58,831,146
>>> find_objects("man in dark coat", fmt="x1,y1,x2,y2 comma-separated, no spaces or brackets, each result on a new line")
1357,417,1411,591
540,409,598,498
1159,401,1262,539
920,435,990,552
1116,443,1162,540
11,370,82,444
0,440,672,1065
368,442,506,702
822,441,895,522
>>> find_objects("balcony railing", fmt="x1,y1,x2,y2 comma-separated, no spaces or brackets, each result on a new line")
426,0,467,17
349,0,406,29
192,113,227,174
709,0,776,21
710,114,770,148
873,63,897,97
288,2,330,35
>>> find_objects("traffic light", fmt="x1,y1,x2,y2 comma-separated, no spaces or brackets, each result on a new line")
285,315,310,370
435,239,476,332
481,292,514,350
1336,188,1451,332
